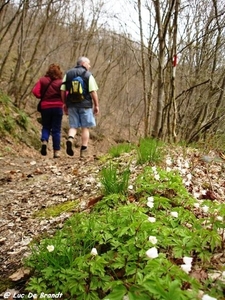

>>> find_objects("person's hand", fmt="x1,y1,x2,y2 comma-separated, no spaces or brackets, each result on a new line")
63,105,68,115
94,105,99,115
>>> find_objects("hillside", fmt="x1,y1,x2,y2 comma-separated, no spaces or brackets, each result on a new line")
0,95,225,299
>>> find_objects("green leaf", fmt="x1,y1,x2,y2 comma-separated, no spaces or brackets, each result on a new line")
128,290,150,300
103,285,127,300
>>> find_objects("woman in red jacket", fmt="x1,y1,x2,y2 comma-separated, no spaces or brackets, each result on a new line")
32,64,63,158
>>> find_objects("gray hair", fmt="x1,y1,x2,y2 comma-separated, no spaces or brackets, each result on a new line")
77,56,89,66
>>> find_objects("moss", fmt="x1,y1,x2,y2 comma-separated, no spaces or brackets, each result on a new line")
0,278,14,294
33,200,80,218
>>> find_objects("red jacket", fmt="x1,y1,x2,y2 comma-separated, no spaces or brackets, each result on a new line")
32,76,63,109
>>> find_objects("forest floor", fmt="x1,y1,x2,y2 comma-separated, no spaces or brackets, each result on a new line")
0,136,225,297
0,134,112,291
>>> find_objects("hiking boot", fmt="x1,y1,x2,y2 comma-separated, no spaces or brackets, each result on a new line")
66,138,74,156
41,141,47,156
80,148,89,158
53,150,60,158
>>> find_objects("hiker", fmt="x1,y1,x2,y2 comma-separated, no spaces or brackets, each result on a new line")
32,63,64,158
60,56,99,158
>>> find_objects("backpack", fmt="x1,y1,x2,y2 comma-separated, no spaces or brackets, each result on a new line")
66,70,87,102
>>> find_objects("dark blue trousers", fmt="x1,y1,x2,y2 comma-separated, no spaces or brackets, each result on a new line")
41,108,63,150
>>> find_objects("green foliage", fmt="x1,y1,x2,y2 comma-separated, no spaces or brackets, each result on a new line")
25,164,225,299
136,166,193,203
0,90,28,133
2,117,15,133
109,143,134,158
93,194,128,212
136,138,163,164
0,90,40,153
16,111,29,130
100,163,130,195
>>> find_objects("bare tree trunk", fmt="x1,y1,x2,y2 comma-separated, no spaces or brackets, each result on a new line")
169,0,180,142
0,2,22,79
137,0,148,137
152,0,176,138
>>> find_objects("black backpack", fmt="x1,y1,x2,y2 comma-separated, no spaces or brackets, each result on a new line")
65,70,86,102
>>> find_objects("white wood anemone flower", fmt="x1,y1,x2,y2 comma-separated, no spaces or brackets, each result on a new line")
149,236,158,245
147,196,154,202
170,211,178,218
148,217,156,223
183,256,193,265
91,248,98,256
147,201,154,208
181,264,192,274
46,245,54,252
146,247,159,259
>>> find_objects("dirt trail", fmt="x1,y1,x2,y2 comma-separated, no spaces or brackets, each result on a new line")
0,149,103,280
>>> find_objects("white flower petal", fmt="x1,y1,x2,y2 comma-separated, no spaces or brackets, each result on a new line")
181,264,192,273
149,236,157,244
216,216,223,221
146,247,158,259
148,217,156,223
193,192,200,199
147,196,154,202
170,211,178,218
154,174,160,180
46,245,54,252
90,248,98,256
183,256,193,265
147,201,154,208
202,205,209,213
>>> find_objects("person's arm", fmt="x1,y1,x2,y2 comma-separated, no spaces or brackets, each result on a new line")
32,80,41,98
89,75,99,115
60,75,68,114
60,75,67,103
61,90,66,103
90,90,99,115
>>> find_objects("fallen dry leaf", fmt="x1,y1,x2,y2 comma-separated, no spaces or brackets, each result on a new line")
9,267,31,281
